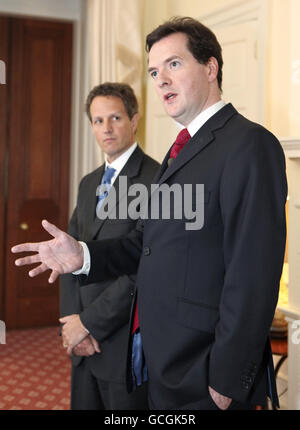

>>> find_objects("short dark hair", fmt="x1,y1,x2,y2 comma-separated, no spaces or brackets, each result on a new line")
85,82,138,122
146,16,223,91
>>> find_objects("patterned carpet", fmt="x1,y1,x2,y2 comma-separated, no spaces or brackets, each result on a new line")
0,326,71,410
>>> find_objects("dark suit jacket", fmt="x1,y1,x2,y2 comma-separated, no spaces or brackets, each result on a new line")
84,104,287,409
60,145,159,383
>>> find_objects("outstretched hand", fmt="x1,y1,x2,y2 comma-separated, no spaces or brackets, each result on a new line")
11,219,84,283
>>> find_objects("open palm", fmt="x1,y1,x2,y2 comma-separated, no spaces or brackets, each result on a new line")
11,219,83,283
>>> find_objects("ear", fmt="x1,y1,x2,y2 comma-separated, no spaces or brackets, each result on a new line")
207,57,219,83
131,113,139,134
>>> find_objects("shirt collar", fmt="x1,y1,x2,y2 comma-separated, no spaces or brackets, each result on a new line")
105,142,137,175
177,100,227,137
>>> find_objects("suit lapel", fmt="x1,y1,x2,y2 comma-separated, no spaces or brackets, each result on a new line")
158,128,214,185
157,103,237,185
82,165,104,240
90,146,144,239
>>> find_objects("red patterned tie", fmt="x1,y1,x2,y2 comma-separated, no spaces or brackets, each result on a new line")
132,128,191,335
169,128,191,160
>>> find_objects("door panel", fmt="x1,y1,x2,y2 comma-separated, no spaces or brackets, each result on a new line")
3,17,72,328
215,20,261,123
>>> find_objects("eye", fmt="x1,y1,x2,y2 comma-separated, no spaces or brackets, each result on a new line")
113,115,121,121
150,70,158,80
94,118,102,125
170,60,180,69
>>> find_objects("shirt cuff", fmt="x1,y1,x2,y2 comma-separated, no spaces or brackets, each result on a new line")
72,241,91,275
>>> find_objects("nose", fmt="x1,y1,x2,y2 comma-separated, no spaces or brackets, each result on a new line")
158,70,171,88
103,119,113,133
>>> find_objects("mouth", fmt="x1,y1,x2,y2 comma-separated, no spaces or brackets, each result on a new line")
104,137,116,143
164,93,177,103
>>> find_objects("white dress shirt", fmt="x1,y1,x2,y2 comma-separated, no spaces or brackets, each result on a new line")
105,142,137,185
177,99,226,137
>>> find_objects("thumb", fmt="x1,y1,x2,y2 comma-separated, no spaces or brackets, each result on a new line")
90,336,101,353
41,219,64,239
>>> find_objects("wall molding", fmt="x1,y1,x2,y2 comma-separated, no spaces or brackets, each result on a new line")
278,304,300,321
281,138,300,159
199,0,262,28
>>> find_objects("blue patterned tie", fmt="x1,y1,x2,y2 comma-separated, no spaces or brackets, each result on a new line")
96,166,116,215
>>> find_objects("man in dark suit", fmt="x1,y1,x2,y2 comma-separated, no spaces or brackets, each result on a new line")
59,82,159,409
12,18,287,410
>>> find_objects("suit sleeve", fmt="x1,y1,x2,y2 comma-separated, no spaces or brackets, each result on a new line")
78,226,143,285
60,203,83,317
208,127,287,402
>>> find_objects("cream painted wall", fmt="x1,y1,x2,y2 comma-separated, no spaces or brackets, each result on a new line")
165,0,240,18
265,0,290,136
289,0,300,137
144,0,240,28
266,0,300,410
266,0,300,312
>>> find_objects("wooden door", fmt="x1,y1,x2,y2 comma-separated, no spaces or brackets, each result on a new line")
1,17,72,328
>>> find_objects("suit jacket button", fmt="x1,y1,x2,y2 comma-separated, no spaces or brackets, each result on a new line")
143,246,151,256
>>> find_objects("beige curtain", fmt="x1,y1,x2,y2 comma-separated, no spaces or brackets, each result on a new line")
85,0,144,168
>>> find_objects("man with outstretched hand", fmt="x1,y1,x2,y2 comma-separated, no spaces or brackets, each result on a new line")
12,17,287,410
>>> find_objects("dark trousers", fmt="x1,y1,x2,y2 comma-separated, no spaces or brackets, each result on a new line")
70,358,149,410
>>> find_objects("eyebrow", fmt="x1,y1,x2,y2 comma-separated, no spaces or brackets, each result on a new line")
147,55,183,74
92,111,123,120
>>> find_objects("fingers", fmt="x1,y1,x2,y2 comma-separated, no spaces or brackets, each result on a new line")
27,263,49,278
64,336,96,357
11,220,63,254
11,243,40,254
14,254,41,267
48,269,59,284
13,250,55,283
72,345,94,357
59,315,75,324
26,263,58,284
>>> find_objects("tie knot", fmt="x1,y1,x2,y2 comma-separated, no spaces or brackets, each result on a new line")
170,128,191,160
102,166,116,184
175,128,191,146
